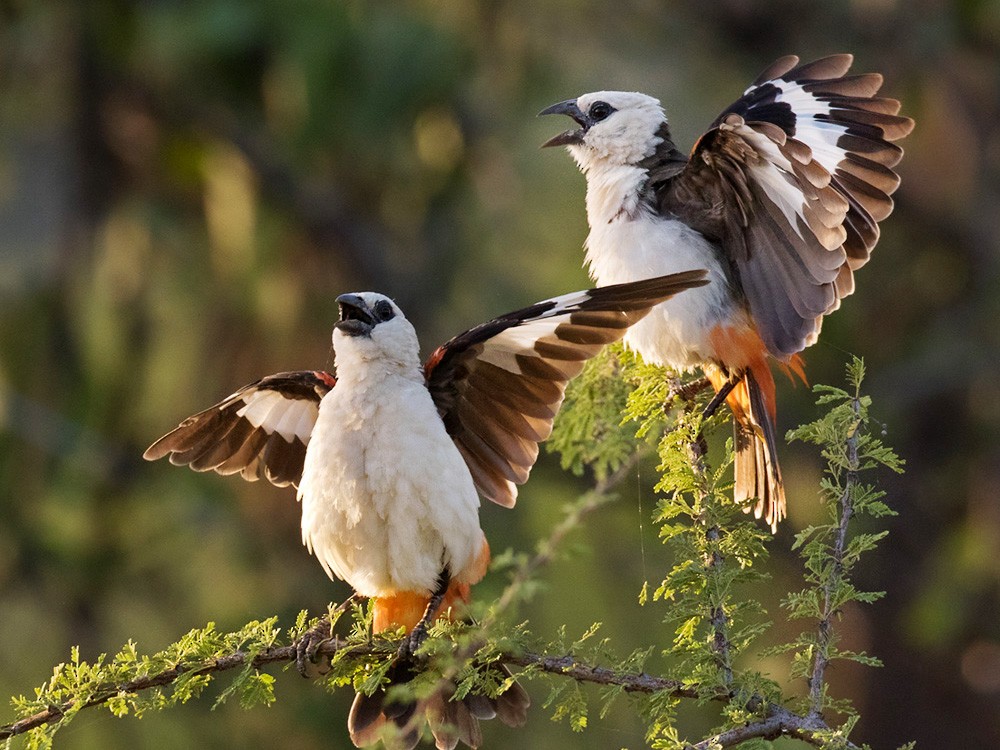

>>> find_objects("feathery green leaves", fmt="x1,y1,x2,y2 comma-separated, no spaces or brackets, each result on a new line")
4,356,904,749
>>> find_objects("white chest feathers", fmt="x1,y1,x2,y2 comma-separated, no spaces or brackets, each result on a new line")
297,371,483,596
585,211,735,370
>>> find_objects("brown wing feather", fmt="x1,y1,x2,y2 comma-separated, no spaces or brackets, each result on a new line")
425,272,710,506
649,54,913,358
143,370,335,489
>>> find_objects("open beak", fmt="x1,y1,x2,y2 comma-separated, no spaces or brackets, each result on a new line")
335,294,375,338
538,99,587,148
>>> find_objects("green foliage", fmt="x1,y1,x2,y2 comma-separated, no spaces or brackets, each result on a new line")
621,356,771,698
547,344,641,481
778,358,904,720
4,357,904,749
542,355,902,748
5,619,285,750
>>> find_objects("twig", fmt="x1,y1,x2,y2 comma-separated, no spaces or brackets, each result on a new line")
705,526,734,687
0,639,351,739
503,652,696,698
669,373,734,687
488,448,649,618
808,393,861,715
1,637,854,748
684,704,861,750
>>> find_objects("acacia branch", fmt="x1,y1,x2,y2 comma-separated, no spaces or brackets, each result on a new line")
685,704,861,750
0,636,696,741
1,635,854,749
669,374,734,686
808,392,861,714
0,640,321,740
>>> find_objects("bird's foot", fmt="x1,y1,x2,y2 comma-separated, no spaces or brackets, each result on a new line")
295,617,333,677
397,621,430,662
294,594,362,677
672,376,711,404
397,572,451,662
702,374,741,420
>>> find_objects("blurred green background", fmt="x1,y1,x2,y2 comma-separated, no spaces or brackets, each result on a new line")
2,1,999,747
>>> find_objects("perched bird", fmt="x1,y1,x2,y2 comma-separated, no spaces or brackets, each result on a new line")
144,271,708,749
540,54,913,529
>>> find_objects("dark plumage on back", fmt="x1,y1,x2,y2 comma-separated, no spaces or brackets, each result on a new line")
541,53,913,530
645,54,913,358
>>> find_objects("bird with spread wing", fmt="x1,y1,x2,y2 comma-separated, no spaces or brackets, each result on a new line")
144,270,708,749
540,54,913,530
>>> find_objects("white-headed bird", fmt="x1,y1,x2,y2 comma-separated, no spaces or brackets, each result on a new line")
540,54,913,529
144,271,708,749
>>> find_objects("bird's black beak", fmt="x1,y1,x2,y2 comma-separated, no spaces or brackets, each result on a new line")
336,294,375,338
538,99,587,148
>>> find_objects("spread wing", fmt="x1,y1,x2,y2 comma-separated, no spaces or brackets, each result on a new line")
424,271,709,507
647,54,913,358
143,370,336,488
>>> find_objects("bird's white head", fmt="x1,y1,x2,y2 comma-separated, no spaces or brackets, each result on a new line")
540,91,666,170
333,292,420,375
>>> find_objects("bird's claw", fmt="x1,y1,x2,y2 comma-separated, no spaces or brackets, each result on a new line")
396,623,429,662
295,618,333,678
673,376,711,403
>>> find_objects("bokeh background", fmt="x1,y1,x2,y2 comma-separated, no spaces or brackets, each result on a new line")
2,1,999,748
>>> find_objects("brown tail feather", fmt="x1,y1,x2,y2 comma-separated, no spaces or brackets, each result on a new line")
350,572,529,748
707,363,786,531
348,661,529,749
727,368,786,531
491,664,530,727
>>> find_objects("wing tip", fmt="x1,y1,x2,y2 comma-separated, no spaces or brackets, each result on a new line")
142,444,163,462
143,433,180,462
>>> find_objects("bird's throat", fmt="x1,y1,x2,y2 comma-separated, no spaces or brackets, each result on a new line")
583,162,649,226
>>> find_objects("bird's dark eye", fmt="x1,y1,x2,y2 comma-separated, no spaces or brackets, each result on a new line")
373,299,395,322
589,101,614,122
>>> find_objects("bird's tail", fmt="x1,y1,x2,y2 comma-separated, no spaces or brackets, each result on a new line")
349,580,529,749
349,656,529,750
707,363,786,531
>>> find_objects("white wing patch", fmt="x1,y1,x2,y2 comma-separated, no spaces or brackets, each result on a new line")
236,390,317,444
543,289,592,317
771,85,847,176
737,126,808,240
744,75,859,185
472,290,604,375
476,317,566,373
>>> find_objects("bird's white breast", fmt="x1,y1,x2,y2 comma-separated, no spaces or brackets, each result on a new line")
297,371,482,596
585,211,734,370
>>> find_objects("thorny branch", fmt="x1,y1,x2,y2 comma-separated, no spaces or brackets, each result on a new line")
682,704,858,750
669,374,734,687
0,633,858,749
808,390,862,715
2,379,875,750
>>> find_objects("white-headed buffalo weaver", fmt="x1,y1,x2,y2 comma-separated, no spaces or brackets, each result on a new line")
540,54,913,529
144,270,708,749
